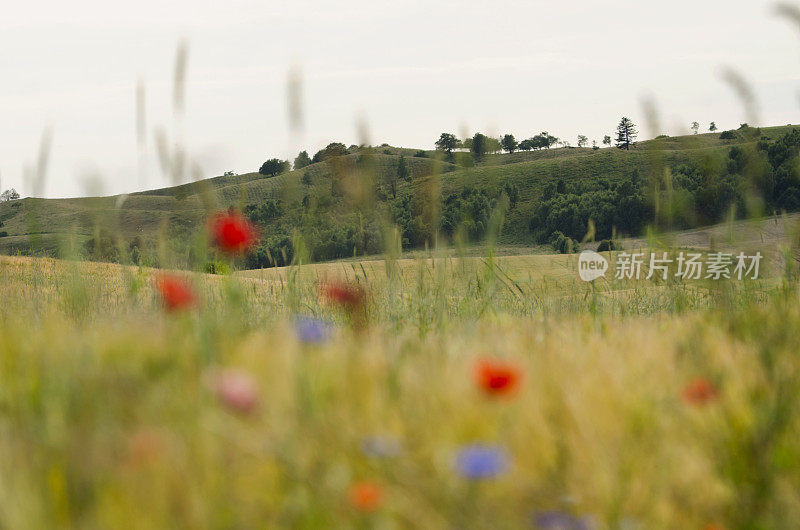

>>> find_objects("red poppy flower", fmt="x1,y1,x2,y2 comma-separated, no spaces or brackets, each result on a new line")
210,211,257,254
321,282,365,311
348,481,383,512
155,274,196,311
474,359,520,396
683,377,718,406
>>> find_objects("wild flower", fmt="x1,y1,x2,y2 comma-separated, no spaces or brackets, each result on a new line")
533,511,592,529
155,274,196,311
209,369,259,414
474,359,520,396
454,444,508,479
682,377,718,406
320,281,365,311
348,481,383,512
294,317,331,344
209,211,257,254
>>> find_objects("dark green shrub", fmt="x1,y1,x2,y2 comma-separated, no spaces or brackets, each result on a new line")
597,239,620,252
550,231,577,254
203,260,231,275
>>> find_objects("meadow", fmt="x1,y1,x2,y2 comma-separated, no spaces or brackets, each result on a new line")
5,2,800,528
3,91,800,529
1,217,799,528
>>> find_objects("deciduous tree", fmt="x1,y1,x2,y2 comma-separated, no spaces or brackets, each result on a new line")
0,188,20,202
259,158,290,177
435,133,459,159
501,134,518,153
294,150,312,169
471,133,487,161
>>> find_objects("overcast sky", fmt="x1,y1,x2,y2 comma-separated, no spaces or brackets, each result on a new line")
2,0,800,198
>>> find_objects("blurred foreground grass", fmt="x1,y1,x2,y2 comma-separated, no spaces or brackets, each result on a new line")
1,253,798,529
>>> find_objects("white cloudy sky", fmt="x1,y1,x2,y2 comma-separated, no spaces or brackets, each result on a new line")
2,0,800,198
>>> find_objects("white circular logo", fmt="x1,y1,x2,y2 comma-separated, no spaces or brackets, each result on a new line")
578,250,608,281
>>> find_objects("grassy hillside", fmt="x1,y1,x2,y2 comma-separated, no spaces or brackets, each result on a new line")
1,124,798,266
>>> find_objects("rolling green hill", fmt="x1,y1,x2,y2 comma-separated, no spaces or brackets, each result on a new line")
1,124,798,268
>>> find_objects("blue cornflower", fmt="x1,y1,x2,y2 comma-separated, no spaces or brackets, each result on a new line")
454,444,508,479
533,511,592,530
294,317,331,344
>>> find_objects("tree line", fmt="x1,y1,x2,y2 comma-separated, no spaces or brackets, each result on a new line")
256,116,736,181
255,116,643,180
434,117,641,162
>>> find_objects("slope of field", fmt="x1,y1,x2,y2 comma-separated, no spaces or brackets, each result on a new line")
0,124,796,258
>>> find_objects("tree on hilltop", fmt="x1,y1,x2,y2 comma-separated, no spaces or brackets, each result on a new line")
259,158,290,177
532,132,557,150
501,134,518,153
485,136,502,154
294,150,311,169
518,138,534,151
615,118,638,150
471,133,487,161
0,188,20,202
435,133,459,160
312,142,349,163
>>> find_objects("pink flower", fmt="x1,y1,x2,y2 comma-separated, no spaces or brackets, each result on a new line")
211,369,259,414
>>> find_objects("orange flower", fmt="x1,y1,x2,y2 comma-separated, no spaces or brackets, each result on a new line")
474,359,520,397
349,481,383,512
155,274,196,311
210,211,257,254
320,282,365,311
683,377,718,406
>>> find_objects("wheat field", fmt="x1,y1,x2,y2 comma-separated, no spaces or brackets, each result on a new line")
1,249,798,529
